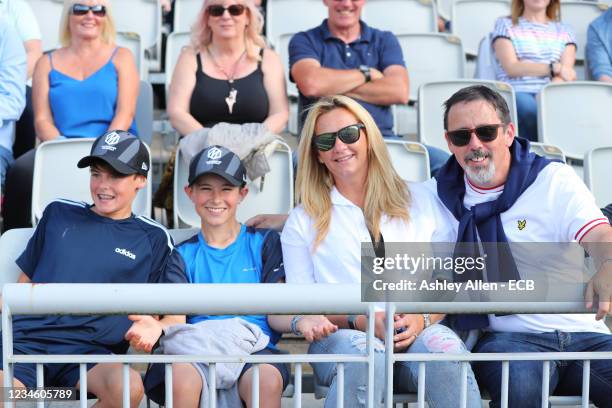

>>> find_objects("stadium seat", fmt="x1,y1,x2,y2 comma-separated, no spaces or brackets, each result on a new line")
28,0,63,51
451,0,511,56
0,228,34,288
265,0,328,48
385,140,431,182
537,82,612,160
173,0,202,33
116,32,146,80
398,33,466,102
113,0,161,51
417,80,518,152
276,33,298,99
173,141,294,228
164,31,191,99
437,0,453,21
31,139,152,225
561,1,608,61
584,146,612,208
136,80,154,146
362,0,438,34
529,142,566,163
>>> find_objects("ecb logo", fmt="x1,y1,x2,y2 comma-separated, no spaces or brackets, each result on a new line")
207,147,223,160
105,132,121,146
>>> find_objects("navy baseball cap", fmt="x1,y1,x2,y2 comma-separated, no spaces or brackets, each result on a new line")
77,130,150,176
188,145,247,187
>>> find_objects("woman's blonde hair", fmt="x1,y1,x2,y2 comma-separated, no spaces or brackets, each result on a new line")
296,95,410,249
511,0,560,24
191,0,266,61
59,0,116,47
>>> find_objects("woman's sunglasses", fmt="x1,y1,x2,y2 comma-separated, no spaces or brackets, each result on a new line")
445,124,505,146
207,4,246,17
313,124,365,152
71,4,106,17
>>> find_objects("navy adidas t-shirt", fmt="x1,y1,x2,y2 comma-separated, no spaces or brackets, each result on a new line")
14,200,187,353
178,225,285,345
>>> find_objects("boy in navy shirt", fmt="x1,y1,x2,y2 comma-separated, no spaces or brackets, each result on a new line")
145,146,288,407
0,131,187,406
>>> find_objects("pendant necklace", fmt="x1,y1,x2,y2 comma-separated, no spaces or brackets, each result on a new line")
207,47,246,114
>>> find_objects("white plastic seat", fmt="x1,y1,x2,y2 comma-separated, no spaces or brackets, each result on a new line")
277,33,299,99
436,0,454,21
561,2,608,61
451,0,511,56
164,31,191,99
31,139,152,225
173,0,202,33
584,146,612,208
265,0,328,47
113,0,161,51
397,33,466,102
27,0,63,51
0,228,34,288
537,82,612,160
385,140,431,182
418,80,518,152
116,32,146,80
529,142,566,163
173,141,294,228
136,80,154,146
362,0,438,34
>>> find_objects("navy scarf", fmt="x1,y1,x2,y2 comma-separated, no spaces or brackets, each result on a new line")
436,138,552,329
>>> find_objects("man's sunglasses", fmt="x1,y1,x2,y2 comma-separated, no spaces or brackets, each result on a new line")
207,4,246,17
72,4,106,17
445,124,505,146
313,124,365,152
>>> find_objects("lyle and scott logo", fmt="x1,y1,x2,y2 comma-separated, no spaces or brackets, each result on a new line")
517,219,526,231
115,247,136,260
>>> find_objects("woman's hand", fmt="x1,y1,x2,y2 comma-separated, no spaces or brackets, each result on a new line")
558,64,576,82
392,314,425,351
297,315,338,342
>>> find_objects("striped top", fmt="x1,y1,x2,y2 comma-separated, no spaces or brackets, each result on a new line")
492,16,576,93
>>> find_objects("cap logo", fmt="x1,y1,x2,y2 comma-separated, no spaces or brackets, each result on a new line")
141,162,148,171
105,132,121,146
207,147,223,160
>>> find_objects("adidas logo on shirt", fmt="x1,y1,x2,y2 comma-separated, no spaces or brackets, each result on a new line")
115,248,136,260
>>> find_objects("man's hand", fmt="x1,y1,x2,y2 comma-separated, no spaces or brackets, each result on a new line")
585,261,612,320
125,315,163,353
393,314,425,352
297,315,338,342
245,214,288,231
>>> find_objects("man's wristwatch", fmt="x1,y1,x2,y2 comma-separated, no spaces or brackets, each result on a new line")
422,313,431,329
347,314,359,330
359,65,371,82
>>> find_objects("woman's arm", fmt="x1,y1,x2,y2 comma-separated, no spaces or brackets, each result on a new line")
260,48,289,134
109,47,139,131
494,38,552,78
556,44,577,82
32,55,61,141
167,47,205,136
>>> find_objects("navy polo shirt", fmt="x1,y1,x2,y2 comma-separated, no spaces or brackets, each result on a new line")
13,199,187,353
289,19,405,137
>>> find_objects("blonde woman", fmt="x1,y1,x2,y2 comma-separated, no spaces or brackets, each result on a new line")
167,0,288,134
2,0,139,230
279,96,482,407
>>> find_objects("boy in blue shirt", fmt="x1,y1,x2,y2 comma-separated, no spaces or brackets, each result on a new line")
145,145,288,408
0,130,187,406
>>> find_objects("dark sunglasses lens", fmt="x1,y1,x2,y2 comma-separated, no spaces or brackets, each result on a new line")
208,5,225,16
475,125,500,142
314,133,336,151
72,4,89,15
448,130,471,146
228,5,245,15
338,126,361,144
91,5,106,16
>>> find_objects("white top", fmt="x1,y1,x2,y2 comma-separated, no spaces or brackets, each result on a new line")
0,0,41,42
281,182,453,285
423,162,610,334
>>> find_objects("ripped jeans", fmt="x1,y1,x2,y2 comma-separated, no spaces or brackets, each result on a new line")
309,324,482,408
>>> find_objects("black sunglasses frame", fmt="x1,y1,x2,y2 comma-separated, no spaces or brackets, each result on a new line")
445,124,506,146
313,123,365,152
207,4,246,17
71,3,107,17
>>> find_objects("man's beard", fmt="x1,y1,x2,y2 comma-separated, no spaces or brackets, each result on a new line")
464,149,496,186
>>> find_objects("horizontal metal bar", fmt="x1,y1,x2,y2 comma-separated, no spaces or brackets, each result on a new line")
8,354,370,364
2,284,592,315
393,352,612,362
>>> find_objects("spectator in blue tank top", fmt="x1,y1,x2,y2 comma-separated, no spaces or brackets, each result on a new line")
2,0,140,231
145,145,290,407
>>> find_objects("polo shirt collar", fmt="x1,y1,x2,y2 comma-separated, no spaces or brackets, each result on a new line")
330,186,360,207
319,19,373,43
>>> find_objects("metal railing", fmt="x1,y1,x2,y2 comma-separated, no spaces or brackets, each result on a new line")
2,283,611,408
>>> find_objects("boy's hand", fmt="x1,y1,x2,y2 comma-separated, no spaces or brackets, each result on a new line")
125,315,163,353
297,315,338,342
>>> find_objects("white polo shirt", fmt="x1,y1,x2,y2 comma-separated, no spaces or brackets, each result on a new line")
281,182,453,285
424,162,610,334
0,0,41,42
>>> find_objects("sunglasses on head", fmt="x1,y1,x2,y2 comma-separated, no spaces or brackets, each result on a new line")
72,3,106,17
446,124,505,146
313,123,365,152
207,4,246,17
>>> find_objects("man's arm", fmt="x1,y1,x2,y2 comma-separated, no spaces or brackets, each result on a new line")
0,24,26,123
586,22,612,83
291,58,371,99
345,64,409,105
581,224,612,320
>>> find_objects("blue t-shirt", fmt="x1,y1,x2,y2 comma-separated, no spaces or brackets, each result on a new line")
289,20,405,137
177,225,285,345
14,200,187,353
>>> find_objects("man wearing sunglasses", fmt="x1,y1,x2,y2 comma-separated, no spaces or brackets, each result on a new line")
429,85,612,407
